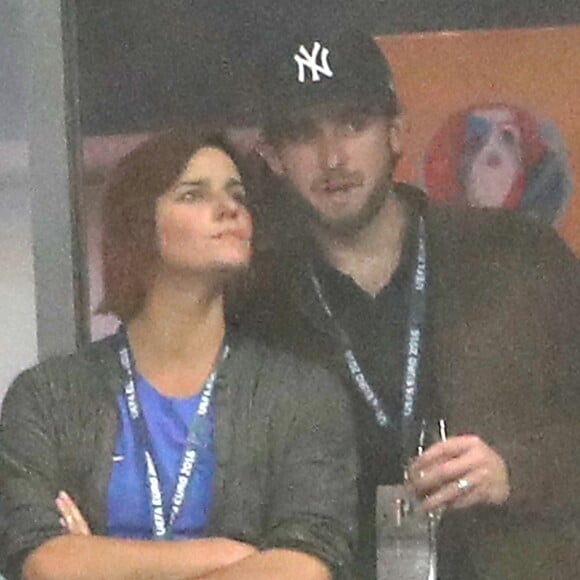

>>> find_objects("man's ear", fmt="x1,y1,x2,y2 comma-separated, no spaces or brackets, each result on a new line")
256,139,285,177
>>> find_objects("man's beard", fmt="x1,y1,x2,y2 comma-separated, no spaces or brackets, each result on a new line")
286,170,393,239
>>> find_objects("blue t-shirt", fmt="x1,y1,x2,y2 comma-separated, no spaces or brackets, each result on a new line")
107,374,215,540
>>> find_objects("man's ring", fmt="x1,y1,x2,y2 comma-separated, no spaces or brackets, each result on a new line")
456,478,470,493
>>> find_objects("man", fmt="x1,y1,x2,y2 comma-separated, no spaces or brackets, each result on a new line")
245,29,580,578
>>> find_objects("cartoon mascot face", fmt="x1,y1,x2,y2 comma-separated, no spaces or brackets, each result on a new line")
422,102,571,225
460,107,523,208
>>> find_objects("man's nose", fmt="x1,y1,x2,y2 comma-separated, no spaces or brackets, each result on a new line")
316,128,346,170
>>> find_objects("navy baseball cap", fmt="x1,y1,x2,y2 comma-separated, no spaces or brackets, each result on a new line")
263,28,399,125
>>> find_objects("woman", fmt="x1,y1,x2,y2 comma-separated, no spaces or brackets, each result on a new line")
0,130,357,580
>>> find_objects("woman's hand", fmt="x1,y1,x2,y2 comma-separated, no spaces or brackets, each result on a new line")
407,434,510,512
56,490,92,536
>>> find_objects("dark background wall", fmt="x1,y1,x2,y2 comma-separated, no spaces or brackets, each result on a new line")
3,1,579,139
75,0,580,135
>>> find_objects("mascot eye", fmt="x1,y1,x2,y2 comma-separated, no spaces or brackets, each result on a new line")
464,115,490,155
500,129,517,147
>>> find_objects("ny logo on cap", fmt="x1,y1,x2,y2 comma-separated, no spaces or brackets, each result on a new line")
294,42,334,83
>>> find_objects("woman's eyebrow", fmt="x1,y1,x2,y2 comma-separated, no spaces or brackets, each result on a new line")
177,179,206,187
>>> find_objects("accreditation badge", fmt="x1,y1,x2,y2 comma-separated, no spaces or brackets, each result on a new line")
376,484,432,580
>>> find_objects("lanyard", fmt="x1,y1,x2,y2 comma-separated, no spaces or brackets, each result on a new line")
117,331,229,540
310,216,428,459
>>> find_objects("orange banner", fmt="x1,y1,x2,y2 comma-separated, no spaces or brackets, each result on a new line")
377,26,579,255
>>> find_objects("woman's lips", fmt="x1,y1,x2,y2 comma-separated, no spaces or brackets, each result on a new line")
213,229,251,242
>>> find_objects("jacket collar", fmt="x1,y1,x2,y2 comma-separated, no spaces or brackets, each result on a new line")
84,330,130,396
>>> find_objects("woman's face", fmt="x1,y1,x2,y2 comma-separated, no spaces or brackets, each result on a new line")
155,146,252,276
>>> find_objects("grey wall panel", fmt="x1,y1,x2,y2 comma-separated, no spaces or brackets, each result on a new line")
25,0,87,360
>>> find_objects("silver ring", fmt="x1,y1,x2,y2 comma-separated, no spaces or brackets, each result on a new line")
456,477,470,493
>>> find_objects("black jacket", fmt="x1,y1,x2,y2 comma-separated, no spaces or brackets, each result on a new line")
243,184,580,579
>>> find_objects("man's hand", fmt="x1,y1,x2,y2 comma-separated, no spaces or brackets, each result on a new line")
56,491,92,536
406,434,510,512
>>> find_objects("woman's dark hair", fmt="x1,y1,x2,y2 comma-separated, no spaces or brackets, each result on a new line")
97,128,252,323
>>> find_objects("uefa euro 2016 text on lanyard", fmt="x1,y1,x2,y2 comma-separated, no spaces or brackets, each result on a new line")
309,214,428,464
117,330,229,540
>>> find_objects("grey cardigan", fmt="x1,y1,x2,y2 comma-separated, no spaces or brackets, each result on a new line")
0,332,358,579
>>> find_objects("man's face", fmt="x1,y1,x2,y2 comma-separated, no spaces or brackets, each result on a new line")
265,106,400,237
